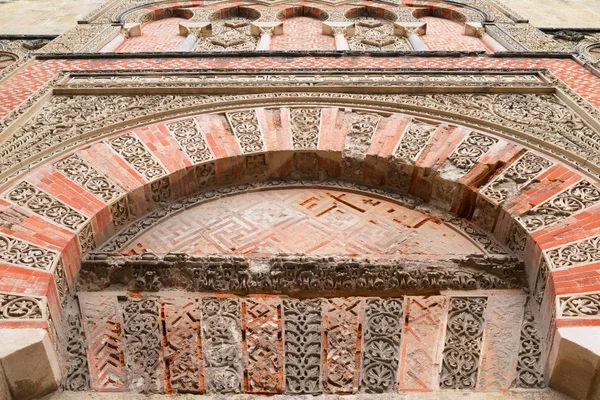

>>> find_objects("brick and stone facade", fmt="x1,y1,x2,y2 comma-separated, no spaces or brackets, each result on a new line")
1,1,600,399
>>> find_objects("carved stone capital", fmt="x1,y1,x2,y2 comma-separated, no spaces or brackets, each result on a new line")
122,23,141,38
465,22,486,38
393,22,427,37
250,22,283,36
322,22,356,37
179,22,212,37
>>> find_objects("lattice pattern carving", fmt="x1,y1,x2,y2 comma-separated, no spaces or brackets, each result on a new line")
162,297,202,393
242,298,283,393
323,298,363,394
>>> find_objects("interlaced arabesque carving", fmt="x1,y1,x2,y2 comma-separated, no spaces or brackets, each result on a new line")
393,120,437,163
165,118,214,163
360,298,404,393
513,308,545,389
558,293,600,318
0,232,58,271
6,181,89,231
533,259,549,306
517,180,600,232
480,152,553,203
343,112,382,177
447,132,498,170
107,133,167,180
0,293,43,319
226,110,265,153
194,19,257,51
65,314,91,391
55,154,124,203
439,297,486,389
545,234,600,270
290,108,321,149
121,298,163,393
348,18,411,51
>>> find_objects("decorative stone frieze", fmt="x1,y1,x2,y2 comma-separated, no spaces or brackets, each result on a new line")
79,253,525,293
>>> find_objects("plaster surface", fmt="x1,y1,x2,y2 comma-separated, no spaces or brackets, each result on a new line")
0,0,106,34
501,0,600,29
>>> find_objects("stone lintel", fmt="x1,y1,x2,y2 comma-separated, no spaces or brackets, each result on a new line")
465,21,486,38
79,253,525,293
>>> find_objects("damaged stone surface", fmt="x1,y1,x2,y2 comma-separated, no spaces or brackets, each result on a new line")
79,253,526,293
